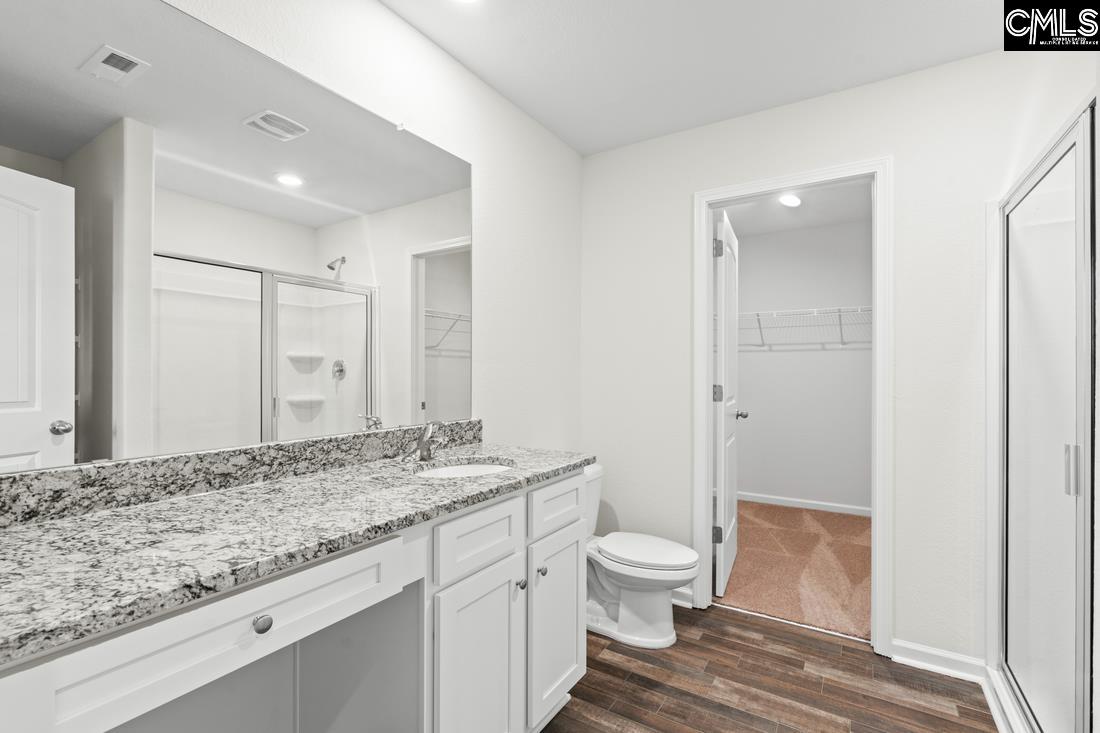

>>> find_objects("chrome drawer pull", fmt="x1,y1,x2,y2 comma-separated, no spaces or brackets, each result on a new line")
252,614,274,634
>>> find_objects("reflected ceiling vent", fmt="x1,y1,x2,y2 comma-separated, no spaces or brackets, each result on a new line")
79,45,150,86
243,110,310,142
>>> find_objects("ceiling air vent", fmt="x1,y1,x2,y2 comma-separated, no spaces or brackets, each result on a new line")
79,45,150,86
243,110,310,142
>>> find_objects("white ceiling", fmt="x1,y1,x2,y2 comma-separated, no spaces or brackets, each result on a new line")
380,0,1001,155
720,176,872,237
0,0,470,227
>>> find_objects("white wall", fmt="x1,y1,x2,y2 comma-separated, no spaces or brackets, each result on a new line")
164,0,583,450
0,144,62,182
738,220,871,514
364,189,472,426
580,51,1095,659
63,119,155,462
155,188,319,275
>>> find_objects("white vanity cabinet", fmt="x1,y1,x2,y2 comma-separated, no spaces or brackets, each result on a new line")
526,520,586,727
434,474,587,733
0,470,589,733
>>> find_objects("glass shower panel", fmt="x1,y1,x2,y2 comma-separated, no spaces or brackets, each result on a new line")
151,257,262,454
1005,149,1079,732
275,281,370,441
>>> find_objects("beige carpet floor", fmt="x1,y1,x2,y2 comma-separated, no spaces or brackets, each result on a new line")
716,500,871,639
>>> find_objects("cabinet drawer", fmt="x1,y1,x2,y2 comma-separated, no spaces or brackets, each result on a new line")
48,537,404,733
435,496,524,587
528,474,584,541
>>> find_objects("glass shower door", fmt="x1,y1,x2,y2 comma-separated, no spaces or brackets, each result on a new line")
274,278,372,441
151,256,263,454
1003,108,1092,732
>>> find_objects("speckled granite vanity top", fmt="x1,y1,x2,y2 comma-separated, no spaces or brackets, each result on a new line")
0,443,594,668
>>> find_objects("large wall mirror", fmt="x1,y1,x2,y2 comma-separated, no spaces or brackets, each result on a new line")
0,0,472,473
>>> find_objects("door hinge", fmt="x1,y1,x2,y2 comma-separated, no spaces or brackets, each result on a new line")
712,526,723,543
712,238,723,257
712,384,723,402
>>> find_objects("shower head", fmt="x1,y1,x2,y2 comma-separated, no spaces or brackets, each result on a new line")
326,256,347,271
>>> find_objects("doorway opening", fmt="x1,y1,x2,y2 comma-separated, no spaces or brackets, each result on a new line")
411,239,472,424
692,159,894,653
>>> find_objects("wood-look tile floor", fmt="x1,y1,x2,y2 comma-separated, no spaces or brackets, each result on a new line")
545,605,996,733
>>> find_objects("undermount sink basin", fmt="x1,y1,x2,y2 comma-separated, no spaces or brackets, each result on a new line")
416,463,512,478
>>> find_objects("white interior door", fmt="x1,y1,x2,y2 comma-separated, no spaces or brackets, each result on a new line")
1003,108,1092,732
0,167,74,473
713,211,740,596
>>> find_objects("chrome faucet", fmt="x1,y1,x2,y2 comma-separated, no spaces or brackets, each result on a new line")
403,421,443,461
358,414,383,431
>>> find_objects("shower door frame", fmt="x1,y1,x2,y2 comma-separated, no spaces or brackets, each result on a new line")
153,252,377,444
984,99,1094,733
269,273,377,441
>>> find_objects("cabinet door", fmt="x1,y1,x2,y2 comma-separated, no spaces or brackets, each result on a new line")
527,520,587,727
436,553,526,733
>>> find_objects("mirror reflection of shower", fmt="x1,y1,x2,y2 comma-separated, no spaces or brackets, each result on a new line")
326,256,347,279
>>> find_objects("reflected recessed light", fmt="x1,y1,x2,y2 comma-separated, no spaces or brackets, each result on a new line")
276,173,303,187
778,193,801,208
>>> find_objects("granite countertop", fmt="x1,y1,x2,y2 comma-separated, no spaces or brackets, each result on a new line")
0,443,595,669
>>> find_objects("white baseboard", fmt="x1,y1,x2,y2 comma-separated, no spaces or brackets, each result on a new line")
738,491,871,517
982,665,1033,733
889,639,1020,731
889,639,987,682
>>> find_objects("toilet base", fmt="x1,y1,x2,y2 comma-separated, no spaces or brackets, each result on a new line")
585,587,678,649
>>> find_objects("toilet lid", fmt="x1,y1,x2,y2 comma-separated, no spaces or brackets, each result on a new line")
597,532,699,571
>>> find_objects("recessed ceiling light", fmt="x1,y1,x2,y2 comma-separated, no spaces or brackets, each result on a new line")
276,173,303,188
778,193,801,208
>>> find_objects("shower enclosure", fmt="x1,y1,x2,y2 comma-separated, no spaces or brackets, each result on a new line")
151,254,375,454
995,104,1093,732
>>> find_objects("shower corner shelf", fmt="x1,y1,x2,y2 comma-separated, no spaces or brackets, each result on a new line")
285,394,325,407
286,351,325,364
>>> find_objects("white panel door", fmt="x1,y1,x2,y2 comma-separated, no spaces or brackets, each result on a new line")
1004,108,1091,732
713,211,740,596
527,520,586,727
0,167,74,473
436,553,526,733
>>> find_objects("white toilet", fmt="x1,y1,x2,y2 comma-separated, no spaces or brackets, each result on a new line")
583,464,699,649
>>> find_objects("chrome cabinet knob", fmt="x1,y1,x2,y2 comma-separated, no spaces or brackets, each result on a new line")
516,579,528,590
252,614,274,634
49,420,74,435
735,411,749,420
537,566,548,576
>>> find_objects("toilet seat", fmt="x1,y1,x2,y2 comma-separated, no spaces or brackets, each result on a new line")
596,532,698,571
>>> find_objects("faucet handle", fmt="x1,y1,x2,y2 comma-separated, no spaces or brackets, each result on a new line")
358,414,383,430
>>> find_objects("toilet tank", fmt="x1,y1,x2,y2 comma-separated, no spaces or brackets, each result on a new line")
583,463,603,536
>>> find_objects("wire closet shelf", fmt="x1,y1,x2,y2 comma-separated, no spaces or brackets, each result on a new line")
738,306,872,350
425,309,471,354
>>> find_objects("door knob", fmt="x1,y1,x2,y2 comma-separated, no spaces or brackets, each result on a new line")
735,411,749,420
516,579,528,590
537,566,548,576
49,420,74,435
